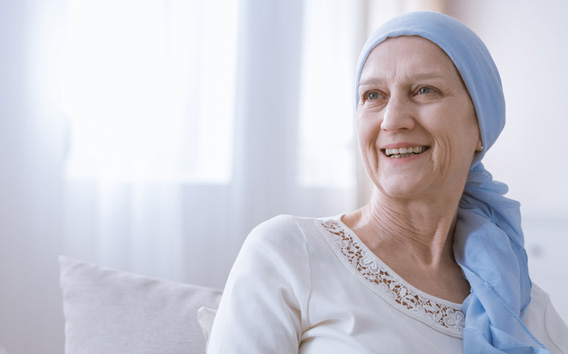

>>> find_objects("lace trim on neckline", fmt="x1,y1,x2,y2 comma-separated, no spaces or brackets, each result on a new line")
320,219,465,334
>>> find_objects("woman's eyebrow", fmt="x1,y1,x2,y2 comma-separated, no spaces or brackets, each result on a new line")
358,72,446,86
358,78,384,87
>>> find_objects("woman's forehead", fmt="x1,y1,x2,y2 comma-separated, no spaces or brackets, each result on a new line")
360,36,461,83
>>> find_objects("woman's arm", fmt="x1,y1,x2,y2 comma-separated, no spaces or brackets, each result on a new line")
207,215,312,354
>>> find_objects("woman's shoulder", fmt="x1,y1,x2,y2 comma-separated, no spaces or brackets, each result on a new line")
248,214,334,245
238,215,341,266
251,214,305,233
524,283,568,353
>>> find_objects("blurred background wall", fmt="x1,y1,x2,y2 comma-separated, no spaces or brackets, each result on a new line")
0,0,566,353
1,0,67,352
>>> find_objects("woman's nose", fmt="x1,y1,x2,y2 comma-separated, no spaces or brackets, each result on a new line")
380,95,415,132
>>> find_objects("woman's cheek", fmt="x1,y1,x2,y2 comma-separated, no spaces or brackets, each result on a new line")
357,113,382,147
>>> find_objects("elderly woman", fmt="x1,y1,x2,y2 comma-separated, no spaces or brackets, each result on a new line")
207,11,568,353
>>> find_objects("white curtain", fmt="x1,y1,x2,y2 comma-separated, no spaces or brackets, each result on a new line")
62,0,241,284
62,0,365,288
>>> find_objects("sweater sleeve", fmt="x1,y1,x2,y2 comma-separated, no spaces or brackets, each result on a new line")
207,215,311,354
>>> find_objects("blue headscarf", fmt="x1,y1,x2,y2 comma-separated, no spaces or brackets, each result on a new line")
355,11,548,353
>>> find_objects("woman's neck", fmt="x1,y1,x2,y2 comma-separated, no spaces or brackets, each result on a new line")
351,192,458,259
342,191,470,302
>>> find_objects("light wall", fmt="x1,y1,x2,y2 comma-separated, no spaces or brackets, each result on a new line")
0,0,68,352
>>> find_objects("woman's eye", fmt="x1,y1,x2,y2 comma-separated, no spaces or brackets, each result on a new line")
418,87,431,94
366,92,381,100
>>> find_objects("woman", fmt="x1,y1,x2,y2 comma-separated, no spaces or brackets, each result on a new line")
207,11,568,353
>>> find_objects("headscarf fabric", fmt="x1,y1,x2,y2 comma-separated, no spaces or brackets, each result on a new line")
355,11,548,353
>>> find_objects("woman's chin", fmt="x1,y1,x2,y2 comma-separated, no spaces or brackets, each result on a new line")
377,184,426,200
375,174,442,200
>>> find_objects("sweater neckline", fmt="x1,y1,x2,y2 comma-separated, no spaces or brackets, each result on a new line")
316,217,465,337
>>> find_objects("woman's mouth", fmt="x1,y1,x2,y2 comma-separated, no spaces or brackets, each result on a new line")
384,146,429,159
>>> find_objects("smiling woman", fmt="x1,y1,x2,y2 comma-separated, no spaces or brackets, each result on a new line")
207,11,568,354
356,36,481,202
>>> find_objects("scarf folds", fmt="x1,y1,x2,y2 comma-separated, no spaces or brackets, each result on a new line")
354,11,548,353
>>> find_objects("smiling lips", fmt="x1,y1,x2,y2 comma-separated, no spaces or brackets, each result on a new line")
384,146,429,159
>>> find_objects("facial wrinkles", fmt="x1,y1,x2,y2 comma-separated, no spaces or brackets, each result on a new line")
358,36,481,199
359,63,409,100
407,72,474,180
364,47,462,103
437,96,478,181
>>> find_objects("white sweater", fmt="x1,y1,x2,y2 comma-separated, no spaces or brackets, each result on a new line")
208,215,568,353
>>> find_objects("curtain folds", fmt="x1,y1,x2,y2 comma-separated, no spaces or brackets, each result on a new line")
63,0,362,288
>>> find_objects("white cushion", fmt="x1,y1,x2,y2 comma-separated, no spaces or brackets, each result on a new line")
59,256,222,354
197,306,218,350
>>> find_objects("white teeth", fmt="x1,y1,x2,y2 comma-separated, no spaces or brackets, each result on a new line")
385,146,427,157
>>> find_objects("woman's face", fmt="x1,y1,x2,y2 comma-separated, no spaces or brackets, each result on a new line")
357,36,482,200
